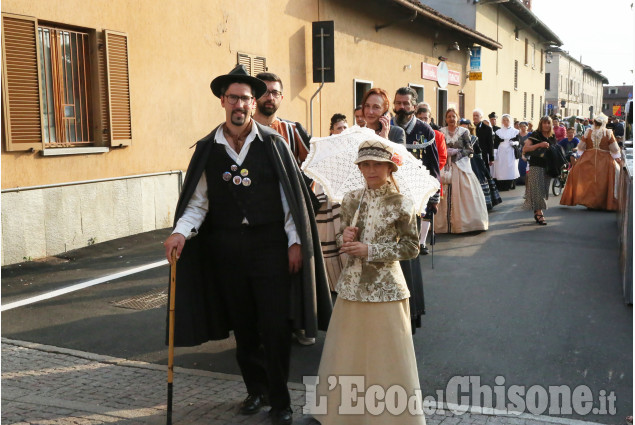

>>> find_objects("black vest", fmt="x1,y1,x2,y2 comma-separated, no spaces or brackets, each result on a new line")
205,138,285,228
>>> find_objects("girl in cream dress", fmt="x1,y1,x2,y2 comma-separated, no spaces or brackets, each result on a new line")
312,139,425,425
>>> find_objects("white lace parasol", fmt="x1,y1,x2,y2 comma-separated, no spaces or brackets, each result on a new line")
301,127,440,213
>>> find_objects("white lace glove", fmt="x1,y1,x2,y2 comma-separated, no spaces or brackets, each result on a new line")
511,141,519,146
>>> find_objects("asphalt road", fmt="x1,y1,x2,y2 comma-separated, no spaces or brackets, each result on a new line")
2,186,632,424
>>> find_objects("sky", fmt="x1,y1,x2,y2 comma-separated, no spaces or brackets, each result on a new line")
531,0,634,87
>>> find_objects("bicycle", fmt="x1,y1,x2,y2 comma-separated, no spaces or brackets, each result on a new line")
551,162,571,196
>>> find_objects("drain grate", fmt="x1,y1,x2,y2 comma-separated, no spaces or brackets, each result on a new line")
111,287,167,310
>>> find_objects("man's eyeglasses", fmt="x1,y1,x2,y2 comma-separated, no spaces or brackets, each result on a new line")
262,90,282,99
224,94,253,105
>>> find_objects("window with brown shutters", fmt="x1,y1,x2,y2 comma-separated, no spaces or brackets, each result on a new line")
2,14,43,151
237,52,267,77
1,13,132,152
105,30,131,146
253,56,266,76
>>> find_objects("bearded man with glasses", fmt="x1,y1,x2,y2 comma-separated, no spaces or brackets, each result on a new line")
253,72,310,165
163,65,332,425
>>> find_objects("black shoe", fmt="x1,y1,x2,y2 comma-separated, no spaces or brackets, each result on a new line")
420,244,429,255
269,406,293,425
239,394,267,415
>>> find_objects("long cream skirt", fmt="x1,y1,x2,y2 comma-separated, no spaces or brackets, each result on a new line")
312,298,426,425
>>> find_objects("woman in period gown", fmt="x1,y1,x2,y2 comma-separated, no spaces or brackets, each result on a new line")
435,108,488,234
312,139,426,425
460,119,502,211
358,87,425,333
560,113,622,210
492,114,520,191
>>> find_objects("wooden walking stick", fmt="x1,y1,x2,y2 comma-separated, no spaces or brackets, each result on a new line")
167,249,177,425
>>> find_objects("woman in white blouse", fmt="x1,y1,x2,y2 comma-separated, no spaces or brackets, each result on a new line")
435,108,488,234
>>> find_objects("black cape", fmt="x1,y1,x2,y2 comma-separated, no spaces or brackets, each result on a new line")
167,121,332,346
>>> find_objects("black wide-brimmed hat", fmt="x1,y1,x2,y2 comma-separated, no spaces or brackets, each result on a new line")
210,65,267,99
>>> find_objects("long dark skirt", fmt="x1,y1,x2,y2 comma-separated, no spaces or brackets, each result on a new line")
471,154,502,210
400,217,424,334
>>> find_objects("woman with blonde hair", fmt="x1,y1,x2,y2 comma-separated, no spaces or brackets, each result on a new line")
560,113,621,210
522,116,556,225
436,108,488,233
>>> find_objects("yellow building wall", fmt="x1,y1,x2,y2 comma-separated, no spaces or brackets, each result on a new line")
2,0,474,190
474,4,547,124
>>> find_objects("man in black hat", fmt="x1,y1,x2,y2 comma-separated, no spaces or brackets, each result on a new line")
488,111,500,133
163,65,332,425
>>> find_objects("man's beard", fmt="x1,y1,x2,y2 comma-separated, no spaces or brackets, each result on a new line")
231,108,249,126
257,101,278,117
394,109,414,126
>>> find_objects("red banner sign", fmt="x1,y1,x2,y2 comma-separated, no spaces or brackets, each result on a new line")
448,70,460,86
422,62,460,85
422,63,437,81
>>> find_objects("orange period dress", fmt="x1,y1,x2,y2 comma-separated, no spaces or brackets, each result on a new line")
560,127,621,211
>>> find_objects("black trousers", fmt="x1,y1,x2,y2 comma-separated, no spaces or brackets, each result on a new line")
207,222,291,409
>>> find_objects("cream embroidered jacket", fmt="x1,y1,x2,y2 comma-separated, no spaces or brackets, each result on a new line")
335,182,419,302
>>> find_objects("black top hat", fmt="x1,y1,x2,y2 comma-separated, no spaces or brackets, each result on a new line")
488,112,498,119
210,65,267,99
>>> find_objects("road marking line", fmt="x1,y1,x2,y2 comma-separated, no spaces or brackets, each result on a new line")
1,260,168,312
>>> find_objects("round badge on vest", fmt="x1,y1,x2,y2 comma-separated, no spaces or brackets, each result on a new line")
242,177,252,187
233,175,242,185
223,172,232,182
240,169,249,177
231,164,238,172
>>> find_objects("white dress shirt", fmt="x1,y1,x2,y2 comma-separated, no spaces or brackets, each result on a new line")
172,122,300,247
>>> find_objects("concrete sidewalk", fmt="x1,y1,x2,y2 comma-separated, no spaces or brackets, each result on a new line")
1,338,610,425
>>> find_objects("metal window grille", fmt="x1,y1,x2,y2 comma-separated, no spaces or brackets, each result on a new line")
523,92,527,118
38,26,92,146
514,61,518,90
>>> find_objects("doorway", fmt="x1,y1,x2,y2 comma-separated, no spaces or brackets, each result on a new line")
502,91,510,114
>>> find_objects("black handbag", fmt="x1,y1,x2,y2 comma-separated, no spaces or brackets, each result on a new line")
544,144,568,178
512,144,522,159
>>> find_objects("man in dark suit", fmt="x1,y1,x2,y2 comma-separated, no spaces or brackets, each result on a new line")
474,109,495,165
163,65,331,425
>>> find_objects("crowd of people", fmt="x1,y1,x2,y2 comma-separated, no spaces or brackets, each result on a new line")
162,65,624,425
